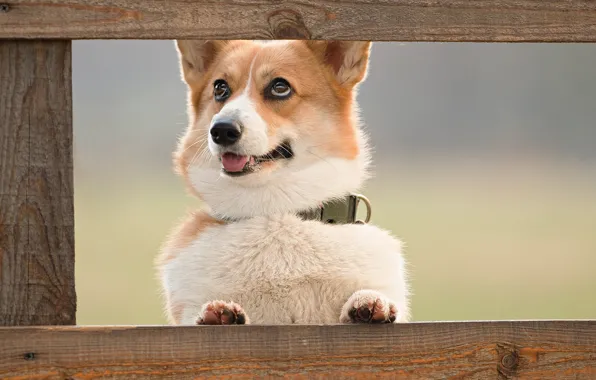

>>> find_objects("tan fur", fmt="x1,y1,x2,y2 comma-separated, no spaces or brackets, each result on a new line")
157,210,224,266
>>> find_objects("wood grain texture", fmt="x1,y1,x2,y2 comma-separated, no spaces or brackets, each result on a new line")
1,0,596,41
0,40,76,326
0,321,594,379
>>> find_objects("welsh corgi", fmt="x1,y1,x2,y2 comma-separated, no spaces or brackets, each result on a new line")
156,40,410,325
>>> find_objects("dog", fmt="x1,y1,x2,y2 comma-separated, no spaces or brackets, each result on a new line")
156,40,410,325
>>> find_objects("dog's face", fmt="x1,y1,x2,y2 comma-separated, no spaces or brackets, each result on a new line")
175,40,372,219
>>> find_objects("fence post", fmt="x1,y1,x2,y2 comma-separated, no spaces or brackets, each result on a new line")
0,40,76,326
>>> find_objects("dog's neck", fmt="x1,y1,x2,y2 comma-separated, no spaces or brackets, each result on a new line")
212,194,371,225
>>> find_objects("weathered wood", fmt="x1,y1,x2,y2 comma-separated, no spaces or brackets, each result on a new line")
1,0,596,41
0,40,76,326
0,321,594,379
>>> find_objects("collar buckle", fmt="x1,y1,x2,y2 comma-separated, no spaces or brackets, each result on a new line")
300,193,372,225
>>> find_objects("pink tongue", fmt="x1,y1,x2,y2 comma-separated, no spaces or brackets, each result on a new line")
221,153,250,172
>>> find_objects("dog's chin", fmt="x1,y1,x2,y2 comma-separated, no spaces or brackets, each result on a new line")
218,141,294,179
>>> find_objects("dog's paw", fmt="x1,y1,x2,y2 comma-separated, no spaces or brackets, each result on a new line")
340,290,398,324
196,300,249,325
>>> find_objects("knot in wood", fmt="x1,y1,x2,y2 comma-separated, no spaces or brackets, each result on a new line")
0,3,10,13
500,352,519,370
23,352,36,361
267,9,311,39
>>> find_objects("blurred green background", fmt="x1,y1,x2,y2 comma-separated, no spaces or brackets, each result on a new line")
72,42,596,325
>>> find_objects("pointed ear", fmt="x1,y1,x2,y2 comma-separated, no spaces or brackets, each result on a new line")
306,41,372,89
175,40,229,86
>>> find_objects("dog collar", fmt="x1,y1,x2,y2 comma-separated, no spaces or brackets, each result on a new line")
297,193,372,224
214,193,372,225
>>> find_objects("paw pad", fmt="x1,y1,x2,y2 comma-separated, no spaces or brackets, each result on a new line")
196,301,248,325
341,290,398,324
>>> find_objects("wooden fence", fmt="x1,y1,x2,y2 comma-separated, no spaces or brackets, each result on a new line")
1,1,595,378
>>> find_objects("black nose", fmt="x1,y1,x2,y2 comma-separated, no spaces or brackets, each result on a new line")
210,121,242,146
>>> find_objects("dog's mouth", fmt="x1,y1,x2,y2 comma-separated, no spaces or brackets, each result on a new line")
220,141,294,177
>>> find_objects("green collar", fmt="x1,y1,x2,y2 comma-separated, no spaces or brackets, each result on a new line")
216,194,372,225
297,193,372,224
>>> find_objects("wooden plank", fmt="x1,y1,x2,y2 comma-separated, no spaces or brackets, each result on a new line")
0,321,594,379
0,40,76,326
1,0,596,41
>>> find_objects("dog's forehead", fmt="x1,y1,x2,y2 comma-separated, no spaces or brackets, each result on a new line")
253,42,311,77
214,45,256,81
215,41,309,81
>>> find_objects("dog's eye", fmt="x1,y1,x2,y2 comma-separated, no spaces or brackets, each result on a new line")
214,79,231,102
267,78,292,99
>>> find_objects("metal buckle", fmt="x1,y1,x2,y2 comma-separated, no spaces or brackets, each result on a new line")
352,193,372,224
319,193,372,224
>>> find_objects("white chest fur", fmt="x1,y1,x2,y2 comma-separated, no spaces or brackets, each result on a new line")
160,214,410,325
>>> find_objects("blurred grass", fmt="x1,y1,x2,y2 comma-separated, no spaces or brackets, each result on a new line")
74,162,596,325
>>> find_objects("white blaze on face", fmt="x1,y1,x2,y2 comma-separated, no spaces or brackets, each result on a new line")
208,56,269,157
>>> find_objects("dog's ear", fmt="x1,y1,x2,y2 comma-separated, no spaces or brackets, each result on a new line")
305,41,372,89
175,40,229,86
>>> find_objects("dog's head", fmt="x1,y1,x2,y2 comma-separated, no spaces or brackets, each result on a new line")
174,40,372,219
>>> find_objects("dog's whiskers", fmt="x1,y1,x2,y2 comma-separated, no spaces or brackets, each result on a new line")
307,149,336,170
277,145,292,157
187,140,210,171
181,136,207,154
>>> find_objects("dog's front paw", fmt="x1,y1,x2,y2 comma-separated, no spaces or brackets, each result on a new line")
340,290,398,324
196,300,249,325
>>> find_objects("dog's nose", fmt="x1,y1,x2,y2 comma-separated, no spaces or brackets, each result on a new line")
210,121,242,146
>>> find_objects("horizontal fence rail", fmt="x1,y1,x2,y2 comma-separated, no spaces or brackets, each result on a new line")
0,0,596,41
0,321,595,379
